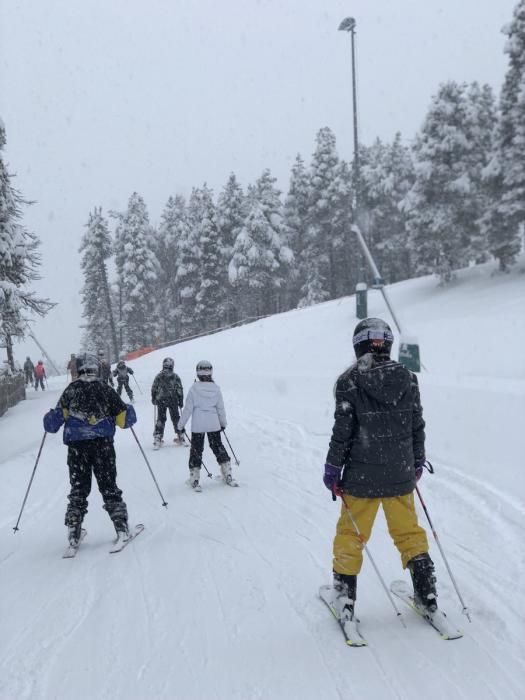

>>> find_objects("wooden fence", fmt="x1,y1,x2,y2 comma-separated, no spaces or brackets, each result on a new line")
0,372,26,418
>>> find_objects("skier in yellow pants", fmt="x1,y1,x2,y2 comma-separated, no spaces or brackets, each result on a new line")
323,318,437,624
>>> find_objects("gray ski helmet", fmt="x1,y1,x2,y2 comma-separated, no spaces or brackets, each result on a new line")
77,353,100,376
352,318,393,358
196,360,213,377
117,360,126,369
162,357,174,370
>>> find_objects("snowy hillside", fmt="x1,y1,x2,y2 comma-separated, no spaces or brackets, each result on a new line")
1,258,524,700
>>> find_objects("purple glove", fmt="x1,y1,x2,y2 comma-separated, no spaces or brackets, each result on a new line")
323,463,342,492
415,459,425,482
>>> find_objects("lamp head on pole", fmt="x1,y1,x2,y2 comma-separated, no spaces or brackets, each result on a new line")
338,17,356,33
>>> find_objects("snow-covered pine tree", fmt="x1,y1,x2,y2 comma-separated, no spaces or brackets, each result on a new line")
216,173,246,324
327,158,355,297
301,127,340,304
403,82,483,283
194,184,224,331
79,207,119,359
155,195,187,342
481,3,525,270
464,83,497,263
283,154,310,307
114,193,159,350
359,134,415,284
229,170,292,318
0,119,53,369
175,187,203,337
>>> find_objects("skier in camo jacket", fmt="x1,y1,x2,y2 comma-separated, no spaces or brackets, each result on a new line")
151,357,184,448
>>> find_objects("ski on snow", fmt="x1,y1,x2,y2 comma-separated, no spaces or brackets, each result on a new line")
62,528,87,558
390,580,463,640
319,585,368,647
109,524,145,554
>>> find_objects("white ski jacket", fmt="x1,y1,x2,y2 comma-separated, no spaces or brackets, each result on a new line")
177,381,227,434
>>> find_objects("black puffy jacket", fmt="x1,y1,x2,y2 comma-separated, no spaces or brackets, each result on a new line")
326,354,425,498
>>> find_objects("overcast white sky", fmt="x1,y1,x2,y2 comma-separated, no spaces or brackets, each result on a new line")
0,0,518,368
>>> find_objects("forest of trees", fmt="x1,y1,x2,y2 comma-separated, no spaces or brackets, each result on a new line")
20,2,525,358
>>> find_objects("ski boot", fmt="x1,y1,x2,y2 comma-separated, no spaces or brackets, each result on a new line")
333,572,357,622
408,553,438,613
68,521,82,547
153,435,162,451
188,467,201,491
173,432,184,446
219,460,238,487
113,519,131,543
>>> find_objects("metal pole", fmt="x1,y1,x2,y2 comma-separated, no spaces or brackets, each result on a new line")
131,374,143,395
130,427,168,507
350,26,359,185
13,433,47,532
222,429,240,466
415,485,471,621
26,327,60,376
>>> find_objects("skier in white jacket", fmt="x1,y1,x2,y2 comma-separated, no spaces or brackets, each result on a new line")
177,360,237,489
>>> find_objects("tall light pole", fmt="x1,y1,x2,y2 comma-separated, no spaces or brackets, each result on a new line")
339,16,367,312
338,17,359,195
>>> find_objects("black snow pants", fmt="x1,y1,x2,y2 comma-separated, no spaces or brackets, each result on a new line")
25,370,33,385
117,378,133,400
34,377,45,390
65,438,128,527
155,402,182,439
188,431,229,470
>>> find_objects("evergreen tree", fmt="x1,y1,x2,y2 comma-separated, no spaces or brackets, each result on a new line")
155,195,187,342
0,119,52,369
114,193,159,349
360,134,415,284
79,207,119,359
229,170,292,318
403,82,485,283
301,127,340,304
176,187,203,337
194,184,224,331
216,173,246,323
481,3,525,270
283,154,310,307
328,159,355,297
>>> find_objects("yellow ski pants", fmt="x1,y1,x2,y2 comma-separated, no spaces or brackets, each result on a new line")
333,492,429,576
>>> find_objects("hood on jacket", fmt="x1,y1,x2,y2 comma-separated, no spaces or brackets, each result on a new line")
356,355,410,405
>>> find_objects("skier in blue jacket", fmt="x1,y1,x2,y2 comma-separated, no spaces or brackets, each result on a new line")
43,353,136,547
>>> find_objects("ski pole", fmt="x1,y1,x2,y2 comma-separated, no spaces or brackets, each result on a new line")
415,483,471,621
182,429,212,478
221,428,240,466
340,495,406,628
132,374,143,395
13,433,47,532
130,427,168,507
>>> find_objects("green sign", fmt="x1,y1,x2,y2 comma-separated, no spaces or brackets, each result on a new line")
356,283,367,320
399,340,421,372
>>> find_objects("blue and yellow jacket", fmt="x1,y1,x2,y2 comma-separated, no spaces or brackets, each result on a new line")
43,378,136,444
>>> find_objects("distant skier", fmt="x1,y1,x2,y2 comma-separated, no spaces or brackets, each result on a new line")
23,357,34,386
113,360,134,401
151,357,184,449
34,360,46,390
43,353,136,547
67,353,79,382
322,318,437,623
177,360,236,490
97,352,114,387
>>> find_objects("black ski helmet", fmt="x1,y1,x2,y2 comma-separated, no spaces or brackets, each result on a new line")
77,353,100,377
162,357,174,370
352,318,393,358
196,360,213,377
117,360,126,369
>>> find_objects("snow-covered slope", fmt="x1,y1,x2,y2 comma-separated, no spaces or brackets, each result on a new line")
1,258,524,700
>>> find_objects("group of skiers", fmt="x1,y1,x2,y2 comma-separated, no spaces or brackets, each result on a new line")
42,315,440,626
23,357,47,390
43,351,236,547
